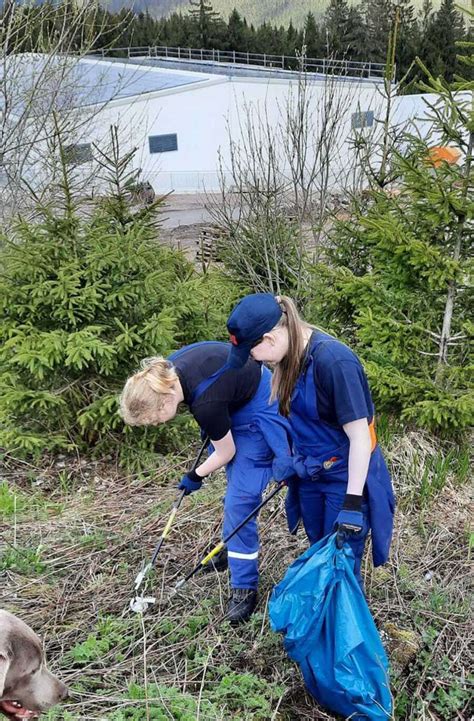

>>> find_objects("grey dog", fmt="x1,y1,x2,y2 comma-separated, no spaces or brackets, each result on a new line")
0,610,68,719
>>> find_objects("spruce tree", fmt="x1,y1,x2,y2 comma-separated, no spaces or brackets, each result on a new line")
324,0,351,57
346,5,368,62
417,0,443,77
323,0,366,61
162,12,190,47
420,0,434,33
285,20,302,56
227,9,249,51
309,35,474,432
393,0,420,78
360,0,394,62
429,0,465,81
0,128,234,464
247,22,258,53
303,12,323,59
188,0,224,48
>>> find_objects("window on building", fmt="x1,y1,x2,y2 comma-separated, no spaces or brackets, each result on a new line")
351,111,374,129
149,134,178,154
64,143,93,166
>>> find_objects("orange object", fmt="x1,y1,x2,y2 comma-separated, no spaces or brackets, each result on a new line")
369,420,377,452
427,146,462,167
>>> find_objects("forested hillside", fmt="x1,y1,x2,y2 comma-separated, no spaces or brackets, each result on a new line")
104,0,439,27
8,0,470,86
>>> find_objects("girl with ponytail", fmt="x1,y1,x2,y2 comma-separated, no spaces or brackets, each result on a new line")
226,294,395,587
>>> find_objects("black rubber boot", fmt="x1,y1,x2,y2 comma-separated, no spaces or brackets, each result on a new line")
202,547,228,574
226,588,258,625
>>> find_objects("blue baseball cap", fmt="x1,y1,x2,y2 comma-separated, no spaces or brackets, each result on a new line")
227,293,283,368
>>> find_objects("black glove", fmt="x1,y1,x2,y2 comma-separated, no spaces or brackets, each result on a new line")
335,494,364,548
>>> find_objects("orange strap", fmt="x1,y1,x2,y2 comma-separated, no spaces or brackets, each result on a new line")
369,420,377,452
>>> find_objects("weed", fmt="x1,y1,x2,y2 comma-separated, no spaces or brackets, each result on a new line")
77,529,106,550
44,711,77,721
69,633,112,666
153,612,211,646
393,626,473,720
0,480,25,518
104,675,283,721
429,681,472,717
203,671,284,720
67,616,137,667
0,545,45,574
0,480,61,520
58,469,75,495
393,689,410,717
105,682,219,721
417,450,454,505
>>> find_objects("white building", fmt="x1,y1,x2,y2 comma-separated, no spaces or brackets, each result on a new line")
96,56,390,193
3,52,449,196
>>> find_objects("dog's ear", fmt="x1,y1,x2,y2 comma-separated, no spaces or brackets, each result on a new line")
0,642,12,697
0,655,11,698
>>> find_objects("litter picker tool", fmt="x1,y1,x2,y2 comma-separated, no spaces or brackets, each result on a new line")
173,481,285,594
130,436,209,613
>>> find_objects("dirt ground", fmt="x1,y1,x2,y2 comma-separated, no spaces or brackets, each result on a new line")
159,194,218,258
160,194,215,231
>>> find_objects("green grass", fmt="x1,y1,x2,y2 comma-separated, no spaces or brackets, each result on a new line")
0,479,62,521
104,682,221,721
0,544,46,574
3,433,472,721
66,616,138,667
392,632,473,720
395,439,471,511
0,480,26,518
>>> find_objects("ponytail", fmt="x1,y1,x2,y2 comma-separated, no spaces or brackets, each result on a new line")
271,296,312,416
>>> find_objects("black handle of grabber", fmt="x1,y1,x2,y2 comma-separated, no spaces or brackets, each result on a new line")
191,435,211,471
175,481,285,590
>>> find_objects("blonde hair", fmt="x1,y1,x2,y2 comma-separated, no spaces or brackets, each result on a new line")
271,296,314,417
120,357,178,425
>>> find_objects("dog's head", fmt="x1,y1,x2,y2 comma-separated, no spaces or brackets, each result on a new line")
0,611,68,720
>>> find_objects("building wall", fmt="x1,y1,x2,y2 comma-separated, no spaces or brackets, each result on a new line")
81,74,388,193
20,70,461,196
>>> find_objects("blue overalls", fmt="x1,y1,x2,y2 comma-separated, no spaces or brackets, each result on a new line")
285,337,395,584
169,343,291,590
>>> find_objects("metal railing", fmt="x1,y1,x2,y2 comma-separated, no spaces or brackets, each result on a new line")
90,45,387,80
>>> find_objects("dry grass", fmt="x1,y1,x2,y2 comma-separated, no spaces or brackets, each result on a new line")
1,432,472,720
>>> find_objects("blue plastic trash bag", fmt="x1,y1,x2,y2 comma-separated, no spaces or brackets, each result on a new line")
269,533,392,720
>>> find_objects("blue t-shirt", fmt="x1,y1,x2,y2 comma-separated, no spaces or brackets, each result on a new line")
308,331,374,427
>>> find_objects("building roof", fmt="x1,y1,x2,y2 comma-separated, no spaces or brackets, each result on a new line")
2,54,216,116
4,51,384,119
72,57,214,105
